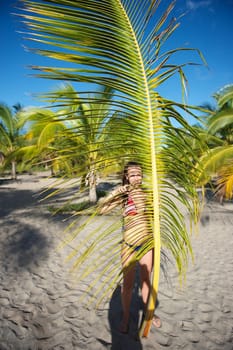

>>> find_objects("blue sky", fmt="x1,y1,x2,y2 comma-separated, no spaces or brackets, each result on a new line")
1,0,233,113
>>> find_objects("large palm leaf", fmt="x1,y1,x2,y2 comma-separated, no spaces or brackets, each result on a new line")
19,0,203,336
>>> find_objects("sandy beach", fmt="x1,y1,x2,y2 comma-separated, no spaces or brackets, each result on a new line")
0,172,232,350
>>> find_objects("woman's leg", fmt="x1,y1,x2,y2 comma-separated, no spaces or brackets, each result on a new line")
120,244,136,332
120,263,136,332
139,249,161,328
139,249,153,308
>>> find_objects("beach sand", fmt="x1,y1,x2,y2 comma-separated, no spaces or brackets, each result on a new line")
0,172,232,350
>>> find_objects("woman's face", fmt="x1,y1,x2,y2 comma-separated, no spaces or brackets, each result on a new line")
126,166,142,186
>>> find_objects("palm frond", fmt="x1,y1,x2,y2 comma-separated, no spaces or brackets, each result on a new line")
214,163,233,201
197,146,233,184
213,84,233,108
19,0,204,336
208,109,233,135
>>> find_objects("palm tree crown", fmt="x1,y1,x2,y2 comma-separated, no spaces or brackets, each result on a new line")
198,84,233,201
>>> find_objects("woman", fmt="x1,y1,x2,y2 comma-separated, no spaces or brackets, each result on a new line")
100,161,161,333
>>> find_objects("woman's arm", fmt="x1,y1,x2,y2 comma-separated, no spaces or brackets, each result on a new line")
98,185,129,214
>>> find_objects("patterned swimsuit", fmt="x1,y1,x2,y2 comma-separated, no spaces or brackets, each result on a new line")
122,190,152,253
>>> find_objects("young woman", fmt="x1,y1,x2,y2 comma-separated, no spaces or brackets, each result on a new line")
100,161,161,333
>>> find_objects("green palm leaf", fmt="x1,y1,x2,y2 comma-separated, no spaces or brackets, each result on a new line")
208,109,233,136
197,146,233,183
213,84,233,108
19,0,203,336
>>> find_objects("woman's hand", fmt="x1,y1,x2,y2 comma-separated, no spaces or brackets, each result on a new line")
117,185,130,194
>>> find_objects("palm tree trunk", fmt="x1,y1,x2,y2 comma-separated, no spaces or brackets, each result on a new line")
89,184,97,203
87,169,97,203
0,152,5,165
11,160,17,180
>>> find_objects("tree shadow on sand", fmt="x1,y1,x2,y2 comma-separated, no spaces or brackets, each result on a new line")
0,218,51,273
0,186,54,274
0,188,39,217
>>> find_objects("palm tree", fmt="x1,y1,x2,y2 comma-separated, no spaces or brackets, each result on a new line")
17,106,77,176
43,83,134,202
19,0,205,336
22,83,128,201
0,103,25,179
197,85,233,201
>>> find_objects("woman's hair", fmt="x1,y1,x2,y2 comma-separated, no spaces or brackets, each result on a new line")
122,161,142,185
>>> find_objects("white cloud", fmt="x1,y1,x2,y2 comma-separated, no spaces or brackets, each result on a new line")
186,0,212,11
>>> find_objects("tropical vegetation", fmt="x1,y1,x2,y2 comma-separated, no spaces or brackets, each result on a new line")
41,83,131,203
197,84,233,202
0,103,25,179
16,83,131,202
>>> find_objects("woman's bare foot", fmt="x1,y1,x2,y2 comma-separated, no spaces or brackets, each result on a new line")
152,314,162,328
